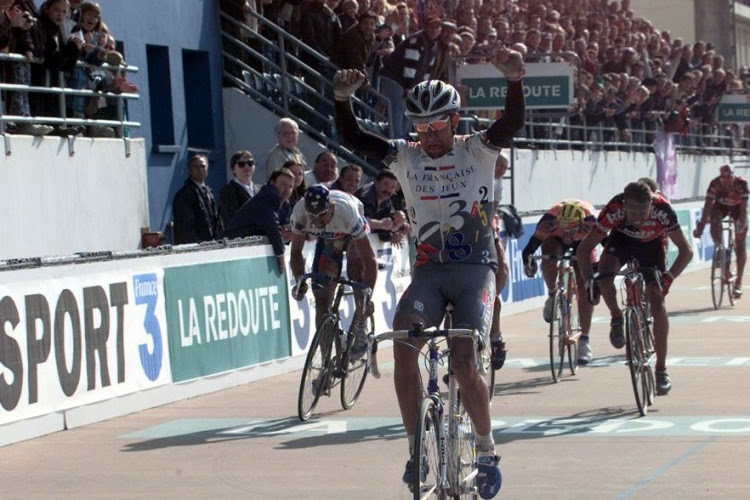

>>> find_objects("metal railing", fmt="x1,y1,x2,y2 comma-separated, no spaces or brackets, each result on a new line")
218,9,392,176
0,53,140,139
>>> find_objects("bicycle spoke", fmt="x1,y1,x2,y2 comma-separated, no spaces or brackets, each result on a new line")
297,317,336,421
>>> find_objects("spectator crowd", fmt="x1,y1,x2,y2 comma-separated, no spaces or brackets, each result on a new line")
171,116,409,253
0,0,137,138
224,0,750,150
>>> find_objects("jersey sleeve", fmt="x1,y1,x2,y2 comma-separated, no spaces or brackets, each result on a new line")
290,199,309,235
596,196,623,233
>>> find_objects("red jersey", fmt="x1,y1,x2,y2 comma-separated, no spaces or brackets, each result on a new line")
705,175,749,207
596,193,679,242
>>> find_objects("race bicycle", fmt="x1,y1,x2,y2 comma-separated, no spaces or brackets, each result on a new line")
375,306,492,499
710,216,738,309
296,273,375,421
615,259,658,416
541,250,582,382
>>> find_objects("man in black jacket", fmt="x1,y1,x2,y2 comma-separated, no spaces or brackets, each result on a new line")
222,168,295,274
172,155,223,244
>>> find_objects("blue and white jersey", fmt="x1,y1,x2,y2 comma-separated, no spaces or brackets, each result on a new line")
386,133,501,267
290,190,368,240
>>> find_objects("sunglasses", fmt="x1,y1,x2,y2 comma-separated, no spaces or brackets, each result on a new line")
414,116,452,134
236,160,255,167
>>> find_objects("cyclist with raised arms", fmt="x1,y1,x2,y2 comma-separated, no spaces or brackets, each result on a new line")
332,48,526,499
290,185,378,358
693,163,748,298
576,181,693,395
521,199,598,364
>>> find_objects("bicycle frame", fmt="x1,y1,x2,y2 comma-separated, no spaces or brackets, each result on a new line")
617,259,657,416
296,273,373,421
710,217,737,309
375,323,482,499
542,250,581,381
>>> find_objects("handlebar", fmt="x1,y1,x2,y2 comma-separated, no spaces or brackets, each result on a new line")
295,272,372,292
375,327,476,342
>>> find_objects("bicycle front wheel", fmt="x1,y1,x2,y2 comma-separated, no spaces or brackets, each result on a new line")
297,316,336,421
625,309,648,416
548,292,564,383
448,388,477,499
340,315,373,410
414,397,443,500
711,245,725,309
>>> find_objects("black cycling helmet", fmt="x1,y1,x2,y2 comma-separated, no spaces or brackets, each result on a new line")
304,185,331,216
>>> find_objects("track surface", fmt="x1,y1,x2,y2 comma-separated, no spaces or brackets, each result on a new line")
1,268,749,499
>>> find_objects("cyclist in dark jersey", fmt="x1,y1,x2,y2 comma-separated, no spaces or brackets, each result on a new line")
576,181,693,396
693,163,748,298
332,48,525,499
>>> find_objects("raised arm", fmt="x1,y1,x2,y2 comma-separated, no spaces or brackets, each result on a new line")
485,48,526,147
333,69,391,161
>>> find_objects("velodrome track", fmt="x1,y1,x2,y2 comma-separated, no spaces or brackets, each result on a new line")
1,266,748,500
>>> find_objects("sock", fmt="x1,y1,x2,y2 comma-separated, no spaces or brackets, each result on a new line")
407,434,415,455
476,432,495,453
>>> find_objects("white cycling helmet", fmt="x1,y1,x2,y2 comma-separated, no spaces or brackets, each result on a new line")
404,80,461,122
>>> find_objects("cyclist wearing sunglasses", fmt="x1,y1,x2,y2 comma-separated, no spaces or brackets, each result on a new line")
693,163,748,298
289,185,378,359
521,199,598,364
332,48,525,499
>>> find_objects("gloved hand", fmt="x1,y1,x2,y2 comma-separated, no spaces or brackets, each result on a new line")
660,271,674,296
489,47,525,81
692,221,705,238
292,280,308,301
333,69,366,101
524,256,538,278
584,277,600,305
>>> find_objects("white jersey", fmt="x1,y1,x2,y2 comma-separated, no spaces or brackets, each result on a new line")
290,190,368,239
386,133,501,267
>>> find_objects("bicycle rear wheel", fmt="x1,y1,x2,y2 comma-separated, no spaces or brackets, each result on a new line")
414,397,443,500
297,316,336,421
711,245,725,309
548,292,564,382
567,282,580,375
448,384,477,499
340,315,373,410
625,309,648,416
726,243,737,306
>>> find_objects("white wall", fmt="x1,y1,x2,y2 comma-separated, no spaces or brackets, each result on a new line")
0,137,149,260
505,148,729,212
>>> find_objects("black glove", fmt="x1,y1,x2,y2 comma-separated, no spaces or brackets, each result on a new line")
584,277,600,305
292,280,308,301
524,255,538,278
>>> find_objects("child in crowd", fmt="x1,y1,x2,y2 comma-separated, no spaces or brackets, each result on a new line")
66,1,104,120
